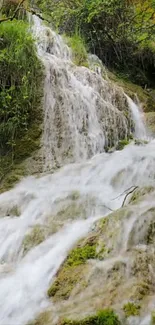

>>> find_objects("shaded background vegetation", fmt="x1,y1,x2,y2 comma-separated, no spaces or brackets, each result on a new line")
0,3,43,188
33,0,155,88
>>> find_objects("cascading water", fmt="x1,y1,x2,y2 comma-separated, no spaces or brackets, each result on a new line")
32,16,146,171
0,17,154,325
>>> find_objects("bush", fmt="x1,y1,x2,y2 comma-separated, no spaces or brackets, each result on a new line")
0,20,43,155
64,34,88,66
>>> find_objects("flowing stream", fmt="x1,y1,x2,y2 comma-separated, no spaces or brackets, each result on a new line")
0,17,154,325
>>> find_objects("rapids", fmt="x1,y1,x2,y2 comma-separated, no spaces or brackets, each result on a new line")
0,16,154,325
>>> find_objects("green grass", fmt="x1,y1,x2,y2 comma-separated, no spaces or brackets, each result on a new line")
64,34,88,67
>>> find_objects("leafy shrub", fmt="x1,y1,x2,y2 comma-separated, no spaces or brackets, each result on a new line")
64,34,88,66
0,20,43,155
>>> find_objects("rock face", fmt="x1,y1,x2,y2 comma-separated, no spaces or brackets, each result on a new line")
32,187,155,325
145,112,155,136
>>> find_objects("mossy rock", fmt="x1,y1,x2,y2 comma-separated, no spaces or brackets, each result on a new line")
123,302,141,317
107,71,149,105
22,225,45,255
130,282,150,301
48,240,98,300
27,311,51,325
134,139,148,146
0,122,42,193
129,186,154,204
145,112,155,135
151,311,155,325
60,309,121,325
116,139,130,151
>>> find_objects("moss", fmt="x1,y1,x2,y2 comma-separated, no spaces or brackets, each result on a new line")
116,139,130,150
68,191,80,201
22,225,45,255
27,311,51,325
147,220,155,244
129,186,154,204
107,71,149,106
48,241,97,299
60,309,120,325
130,282,150,301
48,264,86,300
151,311,155,325
0,121,42,193
66,244,97,267
134,139,148,146
7,205,20,217
123,302,141,317
145,112,155,135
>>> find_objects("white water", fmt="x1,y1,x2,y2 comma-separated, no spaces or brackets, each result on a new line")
32,16,147,171
0,17,153,325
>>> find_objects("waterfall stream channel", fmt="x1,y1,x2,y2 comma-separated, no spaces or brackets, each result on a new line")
0,17,154,325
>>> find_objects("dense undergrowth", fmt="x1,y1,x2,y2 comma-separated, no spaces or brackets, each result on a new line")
0,20,43,154
0,10,43,190
34,0,155,88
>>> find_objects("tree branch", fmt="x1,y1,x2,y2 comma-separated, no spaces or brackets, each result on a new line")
0,0,51,24
0,0,25,23
122,186,139,207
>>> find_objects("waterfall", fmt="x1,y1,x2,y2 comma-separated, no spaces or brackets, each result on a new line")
32,16,146,171
0,17,154,325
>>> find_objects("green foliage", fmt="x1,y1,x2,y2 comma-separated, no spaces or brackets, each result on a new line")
61,309,120,325
123,302,141,317
36,0,155,87
0,20,43,154
64,34,88,66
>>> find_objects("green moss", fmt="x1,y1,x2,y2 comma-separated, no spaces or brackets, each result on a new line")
27,311,51,325
61,309,120,325
66,244,97,267
129,186,154,204
145,112,155,135
134,139,148,146
123,302,141,317
68,191,80,201
22,225,45,255
130,282,150,301
107,71,149,106
147,220,155,244
0,122,42,192
116,139,130,151
48,241,97,299
151,311,155,325
47,264,85,300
